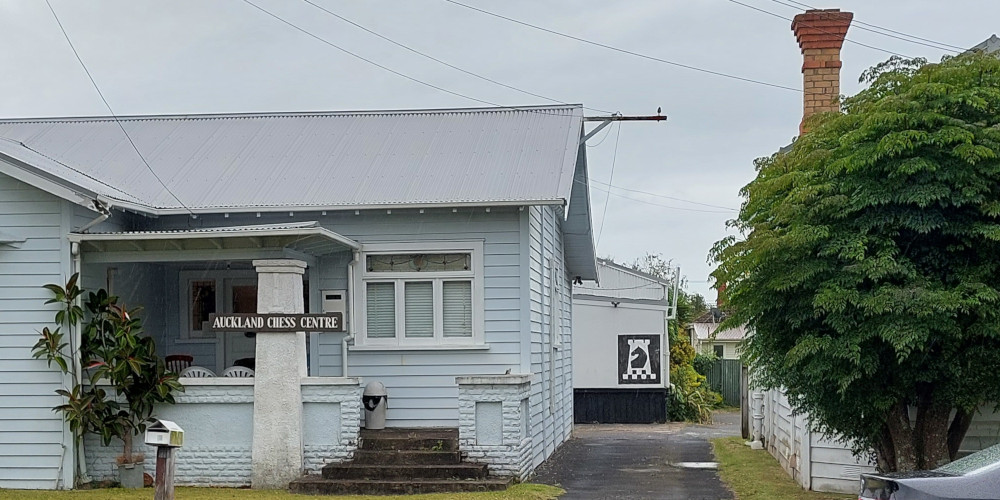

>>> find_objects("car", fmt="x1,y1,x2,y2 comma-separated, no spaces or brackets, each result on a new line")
858,443,1000,499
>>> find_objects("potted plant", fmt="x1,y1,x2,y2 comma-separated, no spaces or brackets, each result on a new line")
32,274,182,488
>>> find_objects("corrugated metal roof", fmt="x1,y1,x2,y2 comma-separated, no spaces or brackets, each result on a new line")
970,34,1000,54
573,258,667,301
0,105,583,214
68,221,360,255
690,321,746,341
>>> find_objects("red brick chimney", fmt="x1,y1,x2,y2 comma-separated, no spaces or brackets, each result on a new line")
792,9,853,134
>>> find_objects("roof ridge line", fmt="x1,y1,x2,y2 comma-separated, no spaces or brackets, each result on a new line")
0,104,583,124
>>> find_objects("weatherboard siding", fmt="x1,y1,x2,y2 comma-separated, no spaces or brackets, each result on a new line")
526,205,573,468
0,173,71,489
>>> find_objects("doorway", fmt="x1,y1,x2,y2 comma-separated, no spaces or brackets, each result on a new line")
222,278,257,370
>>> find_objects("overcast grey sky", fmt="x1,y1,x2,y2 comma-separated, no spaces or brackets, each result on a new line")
1,0,996,300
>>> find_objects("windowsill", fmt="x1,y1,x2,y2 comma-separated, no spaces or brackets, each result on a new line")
349,344,490,352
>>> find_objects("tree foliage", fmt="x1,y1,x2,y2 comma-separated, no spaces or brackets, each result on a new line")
711,53,1000,471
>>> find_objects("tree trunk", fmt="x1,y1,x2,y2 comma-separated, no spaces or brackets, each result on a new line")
947,408,974,461
914,402,951,469
875,429,896,473
884,402,918,471
123,431,133,463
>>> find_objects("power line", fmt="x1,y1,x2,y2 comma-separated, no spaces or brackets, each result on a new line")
242,0,576,116
580,179,735,214
300,0,612,114
441,0,807,94
590,178,739,211
776,0,965,52
44,0,192,215
725,0,910,58
596,122,621,246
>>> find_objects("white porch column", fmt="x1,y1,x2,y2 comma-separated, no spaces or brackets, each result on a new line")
251,259,307,489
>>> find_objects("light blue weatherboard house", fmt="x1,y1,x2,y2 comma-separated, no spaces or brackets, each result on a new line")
0,105,597,489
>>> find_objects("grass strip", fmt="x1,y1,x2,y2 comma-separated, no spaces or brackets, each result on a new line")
0,483,563,500
711,437,854,500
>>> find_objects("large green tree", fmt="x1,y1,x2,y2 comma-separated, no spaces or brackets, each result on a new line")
711,52,1000,472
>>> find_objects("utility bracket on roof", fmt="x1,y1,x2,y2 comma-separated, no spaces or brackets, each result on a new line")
580,111,668,144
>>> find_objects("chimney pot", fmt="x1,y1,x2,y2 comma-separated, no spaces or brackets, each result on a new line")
792,9,853,134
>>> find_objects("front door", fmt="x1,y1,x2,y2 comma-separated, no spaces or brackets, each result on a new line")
222,278,257,370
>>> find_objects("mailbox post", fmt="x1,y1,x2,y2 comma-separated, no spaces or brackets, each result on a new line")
145,420,184,500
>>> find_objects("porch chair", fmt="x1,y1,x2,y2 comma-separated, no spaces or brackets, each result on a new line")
164,354,194,374
222,366,255,378
179,366,216,377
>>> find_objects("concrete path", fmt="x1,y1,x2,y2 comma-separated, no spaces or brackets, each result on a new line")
532,411,741,500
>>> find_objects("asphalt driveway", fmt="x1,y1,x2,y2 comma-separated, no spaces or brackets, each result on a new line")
533,411,740,500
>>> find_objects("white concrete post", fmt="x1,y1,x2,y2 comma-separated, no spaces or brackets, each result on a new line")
251,259,307,489
749,391,765,450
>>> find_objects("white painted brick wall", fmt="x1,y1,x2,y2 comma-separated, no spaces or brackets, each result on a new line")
301,383,363,474
83,380,363,486
457,376,533,480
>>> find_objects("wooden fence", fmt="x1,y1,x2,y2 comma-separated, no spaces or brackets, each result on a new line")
705,359,742,406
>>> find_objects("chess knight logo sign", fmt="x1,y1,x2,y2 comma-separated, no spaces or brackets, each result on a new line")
618,334,661,385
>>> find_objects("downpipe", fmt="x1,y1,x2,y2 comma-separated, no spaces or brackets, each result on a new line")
342,250,360,377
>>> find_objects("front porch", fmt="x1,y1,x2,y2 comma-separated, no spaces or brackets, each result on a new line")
71,222,536,488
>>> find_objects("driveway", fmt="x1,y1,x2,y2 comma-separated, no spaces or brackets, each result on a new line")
532,411,740,500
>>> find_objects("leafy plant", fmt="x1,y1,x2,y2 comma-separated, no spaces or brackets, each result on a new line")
693,352,719,376
32,274,182,467
712,52,1000,471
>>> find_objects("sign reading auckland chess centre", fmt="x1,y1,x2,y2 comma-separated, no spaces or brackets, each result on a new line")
207,313,344,332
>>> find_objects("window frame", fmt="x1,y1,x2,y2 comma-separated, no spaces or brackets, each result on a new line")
178,273,223,343
357,241,485,348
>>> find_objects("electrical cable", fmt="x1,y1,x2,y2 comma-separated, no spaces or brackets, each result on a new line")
596,122,621,247
243,0,582,117
44,0,192,214
777,0,966,52
442,0,806,94
300,0,613,114
578,179,735,214
725,0,910,58
590,178,739,211
585,121,615,148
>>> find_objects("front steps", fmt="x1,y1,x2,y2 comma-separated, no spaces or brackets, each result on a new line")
289,428,511,495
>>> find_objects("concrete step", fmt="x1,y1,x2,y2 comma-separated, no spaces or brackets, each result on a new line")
360,427,458,440
289,477,511,495
352,449,462,465
321,463,488,480
359,428,459,452
360,436,458,451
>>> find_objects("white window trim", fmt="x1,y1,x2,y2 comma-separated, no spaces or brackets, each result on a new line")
356,241,485,348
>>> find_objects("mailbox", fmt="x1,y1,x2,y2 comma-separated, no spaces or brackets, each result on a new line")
145,419,184,448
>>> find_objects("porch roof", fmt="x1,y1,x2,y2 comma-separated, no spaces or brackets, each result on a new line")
67,221,360,258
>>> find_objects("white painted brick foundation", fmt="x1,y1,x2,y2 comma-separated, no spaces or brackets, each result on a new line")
83,377,362,487
456,374,533,480
301,379,363,473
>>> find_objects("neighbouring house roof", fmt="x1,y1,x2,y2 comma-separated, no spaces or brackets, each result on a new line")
0,105,585,215
573,258,670,302
689,322,747,342
689,307,746,342
969,34,1000,54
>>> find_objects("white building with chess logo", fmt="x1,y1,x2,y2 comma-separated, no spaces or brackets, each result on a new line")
571,259,674,423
